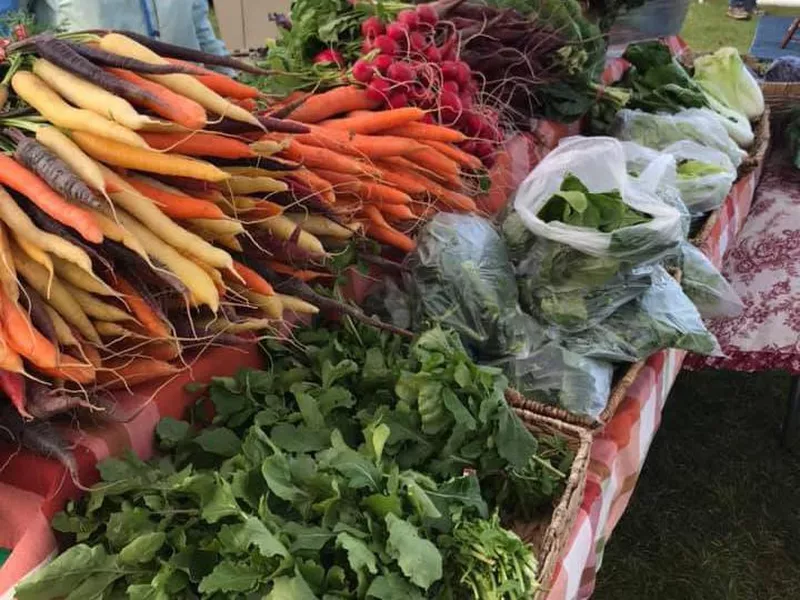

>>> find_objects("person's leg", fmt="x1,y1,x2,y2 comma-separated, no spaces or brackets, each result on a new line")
727,0,751,20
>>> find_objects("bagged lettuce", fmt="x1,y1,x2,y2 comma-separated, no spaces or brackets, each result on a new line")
693,47,765,120
612,108,747,167
623,140,736,213
679,243,744,319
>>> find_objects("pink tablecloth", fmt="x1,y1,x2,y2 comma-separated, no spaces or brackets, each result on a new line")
685,152,800,374
544,162,765,600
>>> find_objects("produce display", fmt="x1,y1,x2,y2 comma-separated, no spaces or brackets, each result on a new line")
0,2,771,597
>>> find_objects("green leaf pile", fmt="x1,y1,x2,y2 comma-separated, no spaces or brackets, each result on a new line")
17,325,573,599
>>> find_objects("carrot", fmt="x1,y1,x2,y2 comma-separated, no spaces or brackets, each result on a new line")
0,370,28,417
96,356,181,389
384,122,467,143
380,159,477,212
114,277,171,339
32,58,155,131
296,127,427,158
288,86,381,123
365,222,416,253
114,210,220,311
71,131,231,182
0,286,59,370
379,203,416,221
374,167,428,195
216,235,243,252
42,304,79,349
0,223,17,303
239,289,283,319
278,294,319,315
124,175,228,220
35,126,109,196
14,236,54,287
280,140,376,176
285,214,354,239
225,176,288,195
289,169,336,205
256,214,326,256
90,210,150,261
315,169,412,205
264,260,334,283
362,205,392,230
227,196,284,220
424,140,483,170
51,256,116,297
185,218,244,238
99,34,262,128
139,131,256,159
0,157,103,244
10,72,148,149
165,58,259,99
322,108,426,135
71,42,202,75
230,261,274,296
106,67,207,130
409,148,461,181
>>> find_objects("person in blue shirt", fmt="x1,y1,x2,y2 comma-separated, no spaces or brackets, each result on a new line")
0,0,19,35
24,0,232,72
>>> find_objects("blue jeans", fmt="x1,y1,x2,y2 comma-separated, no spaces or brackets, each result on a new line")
730,0,757,9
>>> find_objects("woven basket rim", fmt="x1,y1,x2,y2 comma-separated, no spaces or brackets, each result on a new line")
508,404,592,599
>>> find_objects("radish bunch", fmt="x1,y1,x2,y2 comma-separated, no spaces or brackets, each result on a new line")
350,4,501,164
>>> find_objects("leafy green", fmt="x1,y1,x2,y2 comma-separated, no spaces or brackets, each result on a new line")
538,173,651,233
676,159,727,180
19,324,567,599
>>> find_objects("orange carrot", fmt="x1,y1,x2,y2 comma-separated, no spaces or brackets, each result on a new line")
280,140,376,176
165,58,259,99
236,98,258,112
289,168,336,205
288,86,381,123
385,122,468,143
322,108,426,135
265,260,335,282
230,261,274,296
124,176,228,220
375,167,428,195
409,148,461,181
72,131,231,182
0,288,58,370
315,169,411,205
0,155,103,243
296,127,426,158
140,132,256,159
379,203,416,221
380,160,477,212
106,67,207,130
365,222,416,253
362,205,392,229
424,140,483,170
114,277,171,339
97,357,181,388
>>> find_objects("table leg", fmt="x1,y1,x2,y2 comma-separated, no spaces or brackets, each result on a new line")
781,18,800,49
781,375,800,448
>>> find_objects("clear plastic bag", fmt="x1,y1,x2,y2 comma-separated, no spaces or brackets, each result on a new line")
679,243,744,319
612,108,747,167
563,266,722,362
623,140,736,214
496,342,614,419
512,136,685,263
405,213,542,359
516,237,654,333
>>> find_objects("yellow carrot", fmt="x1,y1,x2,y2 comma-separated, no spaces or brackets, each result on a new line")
13,235,54,292
51,256,117,297
225,176,289,195
277,294,319,315
60,281,133,323
284,213,354,239
35,126,109,195
0,223,17,303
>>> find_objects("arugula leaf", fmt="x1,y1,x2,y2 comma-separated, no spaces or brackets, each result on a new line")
266,573,319,600
194,427,241,457
15,545,114,600
198,560,263,595
366,573,426,600
336,532,379,575
118,532,166,565
217,516,288,558
385,514,443,590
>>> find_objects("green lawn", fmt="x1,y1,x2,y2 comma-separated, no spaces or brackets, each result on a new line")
682,0,798,54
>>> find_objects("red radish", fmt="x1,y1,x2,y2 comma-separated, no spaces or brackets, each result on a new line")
313,48,344,67
362,16,385,39
454,62,472,87
373,54,393,74
461,112,483,136
461,140,479,156
439,90,462,123
374,35,398,56
408,32,428,54
416,4,439,26
352,59,374,83
425,45,441,63
421,113,435,124
459,91,474,110
441,61,460,81
387,62,414,84
397,10,420,29
388,92,408,109
386,22,408,43
442,80,460,94
361,39,374,54
366,78,391,103
473,140,494,159
440,35,457,61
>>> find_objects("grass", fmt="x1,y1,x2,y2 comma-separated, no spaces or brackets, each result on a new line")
681,0,797,54
594,371,800,600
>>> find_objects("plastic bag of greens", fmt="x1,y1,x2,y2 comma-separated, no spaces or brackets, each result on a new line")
612,108,747,167
633,145,691,239
563,266,722,362
694,47,765,120
496,342,614,419
623,141,736,213
512,136,685,263
516,237,654,332
405,213,542,359
679,243,743,319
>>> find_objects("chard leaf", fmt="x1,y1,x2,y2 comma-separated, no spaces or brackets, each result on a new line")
217,516,288,558
198,560,263,595
194,427,241,457
14,545,115,600
118,532,166,565
270,423,331,453
336,532,378,575
366,572,425,600
385,514,442,590
266,573,319,600
496,405,538,470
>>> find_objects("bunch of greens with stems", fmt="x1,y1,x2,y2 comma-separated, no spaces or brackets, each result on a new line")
17,323,573,599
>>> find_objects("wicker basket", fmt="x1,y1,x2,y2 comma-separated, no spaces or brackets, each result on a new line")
507,400,592,599
760,82,800,118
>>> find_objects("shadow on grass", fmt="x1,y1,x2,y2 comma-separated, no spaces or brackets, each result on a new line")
594,370,800,600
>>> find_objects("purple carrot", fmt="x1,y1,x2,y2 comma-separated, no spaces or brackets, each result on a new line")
68,41,204,74
19,282,58,345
